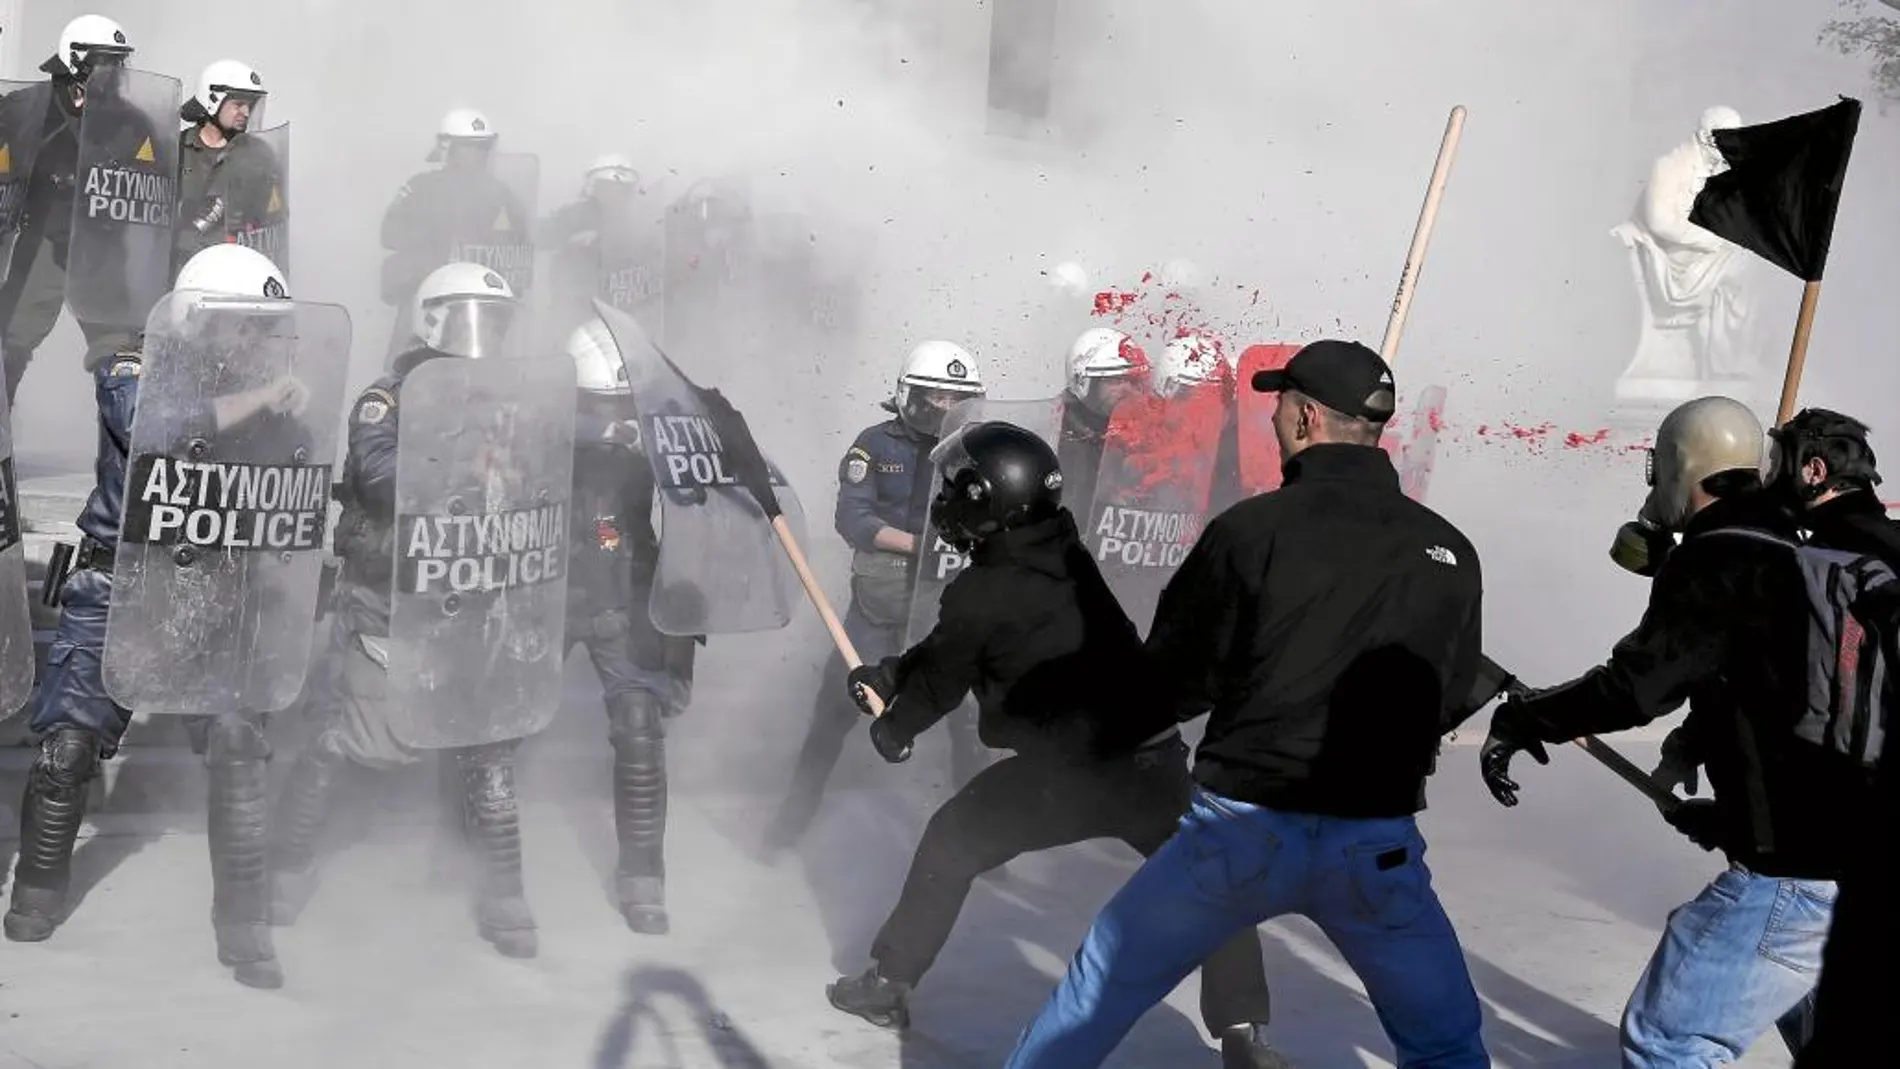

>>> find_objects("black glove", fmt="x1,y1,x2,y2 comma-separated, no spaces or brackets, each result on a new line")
1662,798,1725,852
1479,702,1552,808
868,716,913,763
846,658,898,718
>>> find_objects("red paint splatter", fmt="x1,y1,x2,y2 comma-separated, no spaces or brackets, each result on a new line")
1563,429,1612,449
1093,290,1138,316
1427,408,1446,433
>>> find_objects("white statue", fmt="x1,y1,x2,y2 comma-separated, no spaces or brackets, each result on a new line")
1610,106,1763,413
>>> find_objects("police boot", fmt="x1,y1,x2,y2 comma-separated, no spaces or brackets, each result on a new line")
607,692,669,935
1221,1025,1296,1069
459,744,537,959
205,715,283,989
826,965,912,1031
267,732,346,927
5,729,102,942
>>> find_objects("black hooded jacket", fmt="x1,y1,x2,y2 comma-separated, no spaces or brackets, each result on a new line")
884,508,1175,761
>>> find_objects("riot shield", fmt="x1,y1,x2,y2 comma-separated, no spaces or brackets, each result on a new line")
447,151,538,296
1085,388,1228,636
66,66,181,326
228,123,290,279
0,384,33,720
903,397,1065,648
102,295,353,716
1235,343,1300,496
662,180,754,361
594,300,808,636
386,355,576,749
0,81,51,287
595,212,665,324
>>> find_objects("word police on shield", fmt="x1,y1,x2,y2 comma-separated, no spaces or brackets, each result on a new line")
397,501,567,596
650,411,763,490
119,454,330,552
1093,505,1200,569
85,161,175,227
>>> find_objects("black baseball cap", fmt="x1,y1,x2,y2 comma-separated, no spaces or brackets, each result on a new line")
1251,339,1397,422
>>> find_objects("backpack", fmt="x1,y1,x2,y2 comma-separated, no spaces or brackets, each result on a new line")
1702,527,1893,771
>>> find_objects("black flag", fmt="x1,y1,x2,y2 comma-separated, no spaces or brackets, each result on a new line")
1688,97,1861,282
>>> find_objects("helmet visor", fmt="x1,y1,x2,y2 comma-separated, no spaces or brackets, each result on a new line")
430,297,516,360
903,386,974,439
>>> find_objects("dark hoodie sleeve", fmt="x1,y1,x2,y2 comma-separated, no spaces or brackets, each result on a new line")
884,571,988,739
1145,513,1246,720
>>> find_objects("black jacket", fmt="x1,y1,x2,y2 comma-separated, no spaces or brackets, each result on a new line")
884,509,1175,761
1150,443,1484,818
1508,491,1871,880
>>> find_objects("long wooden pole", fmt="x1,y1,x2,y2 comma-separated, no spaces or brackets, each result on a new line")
1775,281,1825,426
768,515,886,716
1381,105,1467,365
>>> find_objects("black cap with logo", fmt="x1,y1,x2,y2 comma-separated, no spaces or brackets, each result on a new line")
1250,339,1397,422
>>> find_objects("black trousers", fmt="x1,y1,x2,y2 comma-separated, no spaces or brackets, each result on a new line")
870,735,1273,1031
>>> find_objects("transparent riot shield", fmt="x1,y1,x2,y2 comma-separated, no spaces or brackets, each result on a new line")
0,81,51,287
903,397,1065,647
448,151,538,296
1385,385,1448,504
596,212,665,326
102,295,353,716
228,122,290,280
1085,388,1228,636
386,355,576,749
594,300,807,636
66,66,181,326
0,384,33,720
662,179,754,363
1234,343,1300,496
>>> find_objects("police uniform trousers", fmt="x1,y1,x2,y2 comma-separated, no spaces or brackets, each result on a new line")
0,234,140,404
771,597,989,846
10,561,274,958
566,601,674,910
867,732,1272,1032
268,583,533,939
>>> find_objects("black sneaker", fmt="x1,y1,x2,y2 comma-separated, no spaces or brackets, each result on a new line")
826,966,912,1031
1222,1024,1295,1069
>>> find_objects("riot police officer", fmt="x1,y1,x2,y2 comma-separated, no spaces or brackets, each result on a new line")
5,247,307,993
540,155,661,339
762,342,989,852
1058,326,1147,521
0,15,139,402
378,110,532,358
268,262,543,959
562,316,699,934
174,59,282,275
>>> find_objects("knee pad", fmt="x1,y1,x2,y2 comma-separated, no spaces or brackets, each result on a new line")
205,714,271,765
607,693,666,746
455,744,518,804
34,728,103,794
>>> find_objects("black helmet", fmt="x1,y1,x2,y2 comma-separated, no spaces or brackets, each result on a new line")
1769,408,1881,503
928,421,1063,551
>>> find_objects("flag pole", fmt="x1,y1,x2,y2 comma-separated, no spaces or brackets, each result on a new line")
1380,105,1467,365
1775,281,1824,425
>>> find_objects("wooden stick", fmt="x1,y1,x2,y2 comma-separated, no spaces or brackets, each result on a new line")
1572,737,1681,813
1381,105,1468,364
768,515,886,716
1774,280,1824,426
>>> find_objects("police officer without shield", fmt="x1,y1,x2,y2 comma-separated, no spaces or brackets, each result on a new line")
0,16,142,402
829,421,1280,1068
563,317,700,934
268,263,547,959
174,60,281,275
5,247,310,978
1005,340,1489,1069
763,341,991,852
1481,397,1876,1066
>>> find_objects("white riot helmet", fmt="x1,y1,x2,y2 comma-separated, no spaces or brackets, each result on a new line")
1153,334,1224,398
567,317,631,396
430,108,497,162
47,15,132,80
1641,395,1765,531
1048,261,1090,296
174,243,289,299
1066,327,1146,416
409,262,515,364
190,59,266,133
894,340,985,438
584,154,640,199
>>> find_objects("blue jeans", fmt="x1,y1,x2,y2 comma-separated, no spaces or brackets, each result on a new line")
1006,790,1486,1069
1621,865,1832,1068
30,568,133,753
